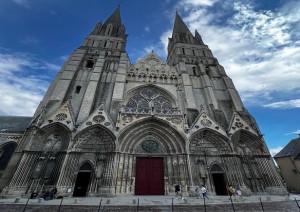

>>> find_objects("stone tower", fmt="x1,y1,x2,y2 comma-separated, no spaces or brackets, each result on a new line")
1,8,286,197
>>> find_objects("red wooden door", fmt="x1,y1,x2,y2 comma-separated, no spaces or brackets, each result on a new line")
135,157,164,195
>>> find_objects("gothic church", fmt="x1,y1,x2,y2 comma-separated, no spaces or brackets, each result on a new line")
0,7,286,197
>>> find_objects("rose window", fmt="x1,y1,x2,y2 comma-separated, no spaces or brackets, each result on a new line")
55,113,67,121
124,88,174,115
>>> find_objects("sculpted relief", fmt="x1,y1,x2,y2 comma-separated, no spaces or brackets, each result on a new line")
74,127,115,152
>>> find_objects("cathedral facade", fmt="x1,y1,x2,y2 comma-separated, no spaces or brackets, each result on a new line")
1,7,286,197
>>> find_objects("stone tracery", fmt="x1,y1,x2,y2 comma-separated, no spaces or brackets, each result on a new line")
124,87,175,115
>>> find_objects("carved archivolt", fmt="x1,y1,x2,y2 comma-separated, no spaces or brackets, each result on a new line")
119,118,185,153
74,127,115,152
231,130,265,155
30,124,70,152
190,130,231,154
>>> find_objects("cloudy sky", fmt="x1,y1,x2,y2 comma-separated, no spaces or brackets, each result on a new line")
0,0,299,155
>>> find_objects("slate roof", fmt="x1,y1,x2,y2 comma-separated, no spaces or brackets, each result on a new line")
0,116,32,133
274,136,300,159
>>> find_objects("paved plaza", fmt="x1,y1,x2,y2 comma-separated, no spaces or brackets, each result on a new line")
0,193,300,211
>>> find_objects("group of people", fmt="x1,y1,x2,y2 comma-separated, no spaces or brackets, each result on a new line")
174,184,209,200
30,187,57,200
227,185,243,200
174,184,243,200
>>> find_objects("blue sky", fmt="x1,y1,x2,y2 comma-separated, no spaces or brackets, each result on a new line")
0,0,299,156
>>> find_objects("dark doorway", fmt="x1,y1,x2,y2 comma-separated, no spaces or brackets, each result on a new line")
212,173,227,195
135,157,164,195
73,163,92,197
210,164,227,195
73,172,91,196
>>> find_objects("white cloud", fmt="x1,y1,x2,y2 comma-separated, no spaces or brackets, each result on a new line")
145,0,300,106
12,0,30,8
0,50,58,116
286,129,300,135
269,146,283,157
144,26,150,32
178,0,219,7
264,99,300,109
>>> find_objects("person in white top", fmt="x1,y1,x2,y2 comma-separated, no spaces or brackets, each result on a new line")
201,185,209,199
236,187,243,199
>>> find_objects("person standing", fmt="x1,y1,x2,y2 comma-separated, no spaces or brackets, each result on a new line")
227,185,236,200
236,187,243,199
174,184,183,199
201,185,209,199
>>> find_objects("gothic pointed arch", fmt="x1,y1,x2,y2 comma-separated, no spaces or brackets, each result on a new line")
0,142,17,171
231,129,265,155
78,161,94,172
118,117,186,154
210,162,225,173
189,129,231,154
73,125,116,153
30,123,71,152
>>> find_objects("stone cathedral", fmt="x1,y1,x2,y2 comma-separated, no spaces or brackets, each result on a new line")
0,7,286,197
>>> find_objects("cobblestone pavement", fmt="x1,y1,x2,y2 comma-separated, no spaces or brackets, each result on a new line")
1,194,300,212
0,200,299,212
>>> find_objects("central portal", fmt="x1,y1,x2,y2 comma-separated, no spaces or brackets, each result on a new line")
135,157,164,195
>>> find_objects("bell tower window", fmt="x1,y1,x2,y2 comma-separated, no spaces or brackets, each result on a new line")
86,60,94,68
105,24,113,36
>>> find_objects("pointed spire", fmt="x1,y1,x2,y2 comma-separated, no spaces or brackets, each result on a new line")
104,6,122,28
96,6,126,38
195,29,204,44
172,11,191,35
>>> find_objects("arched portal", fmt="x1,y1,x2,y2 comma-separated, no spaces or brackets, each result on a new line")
73,162,93,197
117,117,187,195
210,164,227,195
0,142,17,171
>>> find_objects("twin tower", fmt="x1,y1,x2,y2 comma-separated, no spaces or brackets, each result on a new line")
1,7,285,197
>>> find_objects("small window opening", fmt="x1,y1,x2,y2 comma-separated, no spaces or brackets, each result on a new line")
106,24,113,36
75,86,81,94
203,50,206,56
192,67,196,75
192,49,195,56
86,60,94,68
104,41,107,47
182,48,185,55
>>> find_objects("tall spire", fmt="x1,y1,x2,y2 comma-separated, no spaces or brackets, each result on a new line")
93,6,126,38
172,11,191,35
104,6,122,28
